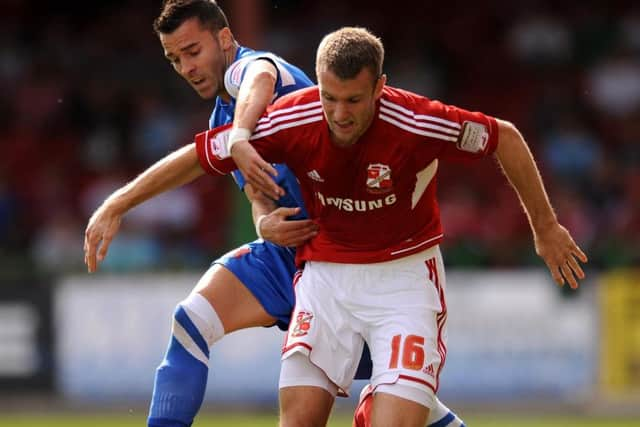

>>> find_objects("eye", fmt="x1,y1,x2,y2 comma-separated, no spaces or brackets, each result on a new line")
349,98,360,103
188,49,200,57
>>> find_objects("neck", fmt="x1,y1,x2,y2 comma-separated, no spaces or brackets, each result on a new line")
218,43,240,102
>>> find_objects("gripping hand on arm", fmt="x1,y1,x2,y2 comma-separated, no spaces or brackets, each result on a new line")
245,184,318,247
229,137,283,200
227,59,284,200
494,119,588,289
84,143,204,273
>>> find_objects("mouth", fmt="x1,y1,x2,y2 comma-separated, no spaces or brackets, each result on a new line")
191,77,206,87
334,121,354,132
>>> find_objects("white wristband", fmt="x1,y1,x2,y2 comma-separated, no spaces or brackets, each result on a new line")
226,127,252,154
255,214,267,239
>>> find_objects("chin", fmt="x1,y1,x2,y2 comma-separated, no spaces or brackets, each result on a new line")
193,85,215,99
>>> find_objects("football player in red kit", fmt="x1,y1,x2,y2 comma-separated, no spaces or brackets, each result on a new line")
194,27,587,427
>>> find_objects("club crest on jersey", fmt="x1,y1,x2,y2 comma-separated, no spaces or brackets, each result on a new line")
291,311,313,337
366,163,393,194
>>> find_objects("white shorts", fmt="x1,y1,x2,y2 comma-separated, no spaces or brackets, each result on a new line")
281,245,448,404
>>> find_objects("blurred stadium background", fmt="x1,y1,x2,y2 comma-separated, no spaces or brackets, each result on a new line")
1,0,639,425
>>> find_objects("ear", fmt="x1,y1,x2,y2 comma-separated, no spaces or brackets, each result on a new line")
217,27,234,50
374,74,387,99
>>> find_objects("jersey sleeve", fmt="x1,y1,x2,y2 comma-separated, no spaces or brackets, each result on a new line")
430,100,499,161
224,53,290,100
396,91,499,161
195,119,290,177
195,125,237,175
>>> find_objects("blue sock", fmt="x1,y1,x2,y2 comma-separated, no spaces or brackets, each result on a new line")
428,410,466,427
147,303,214,427
426,397,466,427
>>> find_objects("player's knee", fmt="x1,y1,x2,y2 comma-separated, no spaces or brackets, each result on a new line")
279,387,333,427
171,293,225,355
279,354,335,426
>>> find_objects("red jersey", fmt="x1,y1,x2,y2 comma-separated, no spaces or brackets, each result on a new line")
196,85,499,264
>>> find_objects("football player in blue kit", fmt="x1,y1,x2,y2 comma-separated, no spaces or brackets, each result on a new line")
83,1,464,426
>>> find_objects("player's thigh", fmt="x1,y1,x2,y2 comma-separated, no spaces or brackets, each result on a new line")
193,264,275,333
363,247,447,409
195,241,298,333
282,261,364,394
371,391,429,427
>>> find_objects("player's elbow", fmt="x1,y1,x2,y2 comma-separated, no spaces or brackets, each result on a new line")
495,119,525,155
496,119,518,139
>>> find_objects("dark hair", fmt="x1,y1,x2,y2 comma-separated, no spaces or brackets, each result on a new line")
153,0,230,35
316,27,384,80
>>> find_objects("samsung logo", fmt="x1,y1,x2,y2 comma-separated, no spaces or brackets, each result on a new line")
316,192,397,212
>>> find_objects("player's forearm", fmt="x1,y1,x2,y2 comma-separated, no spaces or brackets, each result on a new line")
245,183,278,223
104,143,204,214
233,62,277,131
494,119,557,233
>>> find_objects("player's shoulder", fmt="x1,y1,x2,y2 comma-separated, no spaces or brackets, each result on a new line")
230,47,298,75
225,46,311,99
237,48,282,65
381,85,436,111
380,86,457,116
257,87,322,137
224,47,281,96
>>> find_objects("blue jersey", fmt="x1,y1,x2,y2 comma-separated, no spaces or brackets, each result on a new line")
209,46,312,220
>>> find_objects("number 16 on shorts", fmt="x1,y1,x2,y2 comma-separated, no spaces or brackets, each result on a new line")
389,334,439,380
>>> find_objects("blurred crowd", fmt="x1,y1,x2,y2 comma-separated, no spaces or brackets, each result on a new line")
0,1,638,281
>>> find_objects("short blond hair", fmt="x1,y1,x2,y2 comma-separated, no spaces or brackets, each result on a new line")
316,27,384,80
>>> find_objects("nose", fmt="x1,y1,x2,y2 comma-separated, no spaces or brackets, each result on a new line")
333,102,350,123
180,57,197,78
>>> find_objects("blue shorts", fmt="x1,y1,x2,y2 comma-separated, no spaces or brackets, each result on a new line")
214,238,373,379
214,239,296,331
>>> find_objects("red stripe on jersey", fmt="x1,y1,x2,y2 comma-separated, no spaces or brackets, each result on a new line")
282,341,312,354
398,374,437,393
425,256,447,393
434,265,448,392
292,270,303,288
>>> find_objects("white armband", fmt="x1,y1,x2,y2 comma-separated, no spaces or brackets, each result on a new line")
255,214,267,239
226,127,252,154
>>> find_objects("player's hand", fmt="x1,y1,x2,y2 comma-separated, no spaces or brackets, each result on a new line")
84,203,122,273
258,207,318,247
534,222,588,289
231,140,284,200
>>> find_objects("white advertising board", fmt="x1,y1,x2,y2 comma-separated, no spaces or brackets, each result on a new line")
55,270,597,404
